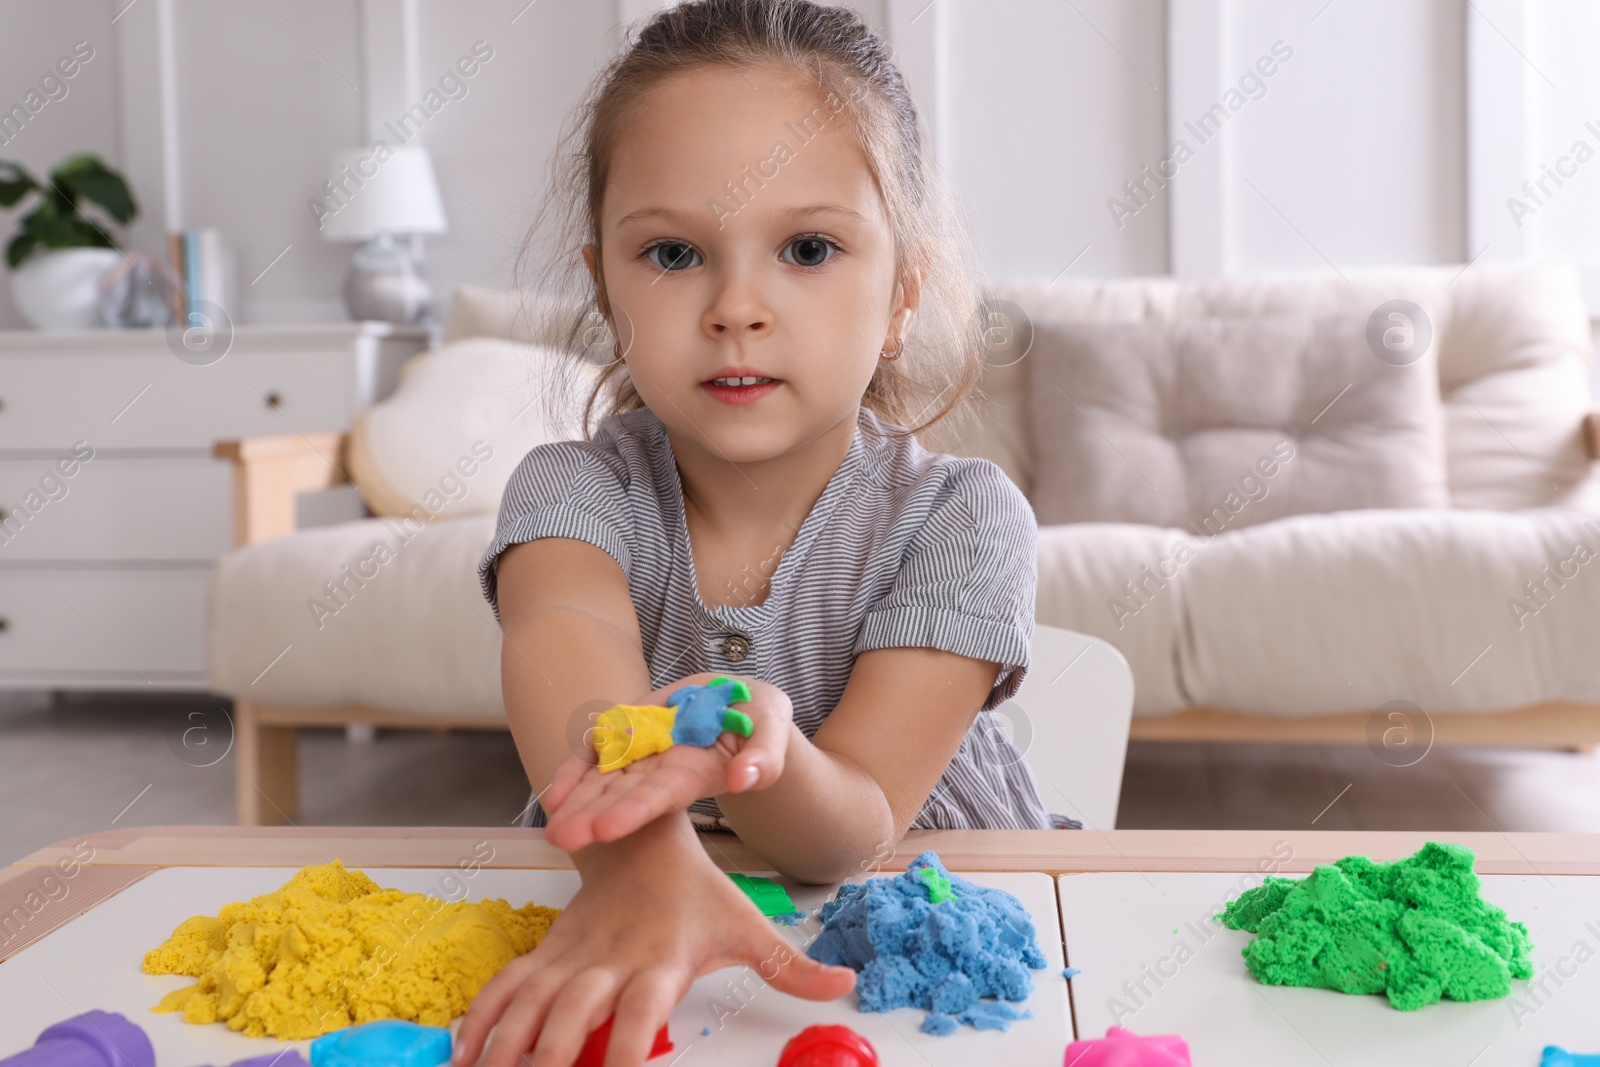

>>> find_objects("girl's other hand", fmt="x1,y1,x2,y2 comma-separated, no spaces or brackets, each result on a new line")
451,815,855,1067
542,673,792,853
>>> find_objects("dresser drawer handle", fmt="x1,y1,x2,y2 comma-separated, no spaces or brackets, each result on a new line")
264,392,283,408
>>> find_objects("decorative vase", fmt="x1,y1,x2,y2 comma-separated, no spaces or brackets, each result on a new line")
9,247,124,330
343,233,432,324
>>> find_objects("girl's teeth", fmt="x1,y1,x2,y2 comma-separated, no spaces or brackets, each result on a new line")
712,376,773,386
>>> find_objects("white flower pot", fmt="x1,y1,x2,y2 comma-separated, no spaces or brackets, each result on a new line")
9,248,124,330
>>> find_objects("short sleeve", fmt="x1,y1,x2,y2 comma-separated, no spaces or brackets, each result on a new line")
477,440,633,624
855,459,1038,710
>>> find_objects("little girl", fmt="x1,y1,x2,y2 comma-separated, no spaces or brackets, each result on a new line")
454,2,1057,1064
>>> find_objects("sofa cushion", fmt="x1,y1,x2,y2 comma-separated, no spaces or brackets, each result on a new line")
347,338,596,520
983,261,1596,513
1025,315,1449,530
1035,522,1194,716
1438,264,1597,509
207,514,504,715
441,283,583,347
1178,508,1600,715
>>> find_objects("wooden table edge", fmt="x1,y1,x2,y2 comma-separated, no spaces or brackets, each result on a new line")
11,825,1600,873
5,825,1599,966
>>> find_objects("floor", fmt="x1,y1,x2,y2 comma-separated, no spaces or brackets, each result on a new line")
0,691,534,867
3,690,1599,866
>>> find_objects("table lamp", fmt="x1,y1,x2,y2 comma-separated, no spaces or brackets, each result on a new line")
320,145,447,324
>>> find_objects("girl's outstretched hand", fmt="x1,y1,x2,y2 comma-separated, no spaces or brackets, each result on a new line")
451,815,856,1067
542,673,792,853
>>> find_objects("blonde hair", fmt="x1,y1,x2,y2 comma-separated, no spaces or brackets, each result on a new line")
515,0,988,444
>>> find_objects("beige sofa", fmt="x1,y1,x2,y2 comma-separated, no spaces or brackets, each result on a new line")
209,261,1600,824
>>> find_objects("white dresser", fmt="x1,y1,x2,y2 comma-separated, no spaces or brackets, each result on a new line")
0,323,429,690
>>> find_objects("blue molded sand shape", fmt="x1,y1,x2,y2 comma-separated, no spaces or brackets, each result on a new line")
309,1021,451,1067
1543,1049,1600,1067
667,676,752,746
0,1011,154,1067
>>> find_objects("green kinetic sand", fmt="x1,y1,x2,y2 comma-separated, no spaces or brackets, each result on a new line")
917,865,957,904
1217,841,1533,1011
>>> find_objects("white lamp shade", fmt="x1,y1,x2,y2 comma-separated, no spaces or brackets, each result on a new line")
321,145,448,240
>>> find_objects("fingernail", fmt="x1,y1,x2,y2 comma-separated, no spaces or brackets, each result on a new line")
741,763,760,790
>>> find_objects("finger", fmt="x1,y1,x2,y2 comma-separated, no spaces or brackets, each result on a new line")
527,970,621,1067
589,763,709,843
588,797,665,846
479,964,573,1067
544,809,598,855
741,928,857,1002
540,755,594,818
548,773,651,852
603,968,685,1067
452,954,539,1066
547,762,619,825
545,768,638,851
725,708,791,793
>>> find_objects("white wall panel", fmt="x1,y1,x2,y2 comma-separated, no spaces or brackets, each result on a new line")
409,0,616,294
943,0,1169,280
1228,0,1465,274
6,0,1600,331
1517,0,1600,305
171,0,365,323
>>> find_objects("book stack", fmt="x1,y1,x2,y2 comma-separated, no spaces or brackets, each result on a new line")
167,227,235,328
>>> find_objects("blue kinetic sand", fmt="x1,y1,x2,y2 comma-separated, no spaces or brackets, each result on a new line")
806,850,1047,1034
309,1021,450,1067
667,677,753,746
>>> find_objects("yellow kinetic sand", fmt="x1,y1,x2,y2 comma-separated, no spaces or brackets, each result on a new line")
593,703,678,770
141,860,560,1040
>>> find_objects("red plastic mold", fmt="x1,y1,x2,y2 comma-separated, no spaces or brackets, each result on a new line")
775,1024,880,1067
570,1017,673,1067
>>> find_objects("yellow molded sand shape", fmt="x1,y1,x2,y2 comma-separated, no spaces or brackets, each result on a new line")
141,859,560,1039
593,703,677,771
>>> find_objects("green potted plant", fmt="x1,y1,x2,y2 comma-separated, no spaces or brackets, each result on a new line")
1,153,137,329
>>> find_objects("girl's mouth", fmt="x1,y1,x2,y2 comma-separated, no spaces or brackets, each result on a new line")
700,376,782,405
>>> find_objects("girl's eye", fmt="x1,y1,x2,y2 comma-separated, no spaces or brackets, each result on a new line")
640,235,840,273
643,241,701,272
783,234,838,270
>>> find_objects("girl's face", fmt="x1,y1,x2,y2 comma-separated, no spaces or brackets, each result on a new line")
586,63,914,465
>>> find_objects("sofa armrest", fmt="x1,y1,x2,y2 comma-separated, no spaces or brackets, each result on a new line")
1587,411,1600,462
213,433,350,547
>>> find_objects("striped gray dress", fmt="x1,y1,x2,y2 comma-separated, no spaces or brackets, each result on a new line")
479,403,1068,831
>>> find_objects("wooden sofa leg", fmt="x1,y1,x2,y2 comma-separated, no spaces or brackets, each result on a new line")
235,702,300,826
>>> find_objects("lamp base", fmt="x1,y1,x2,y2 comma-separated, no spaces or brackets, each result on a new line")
342,233,432,324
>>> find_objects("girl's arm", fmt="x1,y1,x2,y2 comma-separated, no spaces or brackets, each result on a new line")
502,535,1005,887
495,536,785,809
714,646,1001,883
458,536,854,1067
495,534,650,795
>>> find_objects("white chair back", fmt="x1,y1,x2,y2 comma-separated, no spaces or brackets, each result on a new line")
995,624,1134,830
